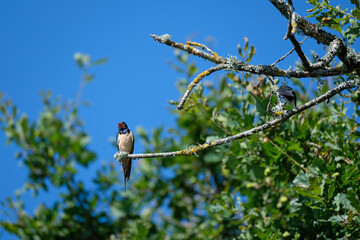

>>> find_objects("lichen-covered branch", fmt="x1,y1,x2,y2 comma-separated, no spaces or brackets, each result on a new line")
140,3,360,161
311,38,342,70
114,79,359,160
288,35,311,70
283,1,311,70
177,64,228,110
150,34,226,64
278,0,344,71
186,41,218,56
269,0,360,69
269,0,337,45
151,34,353,78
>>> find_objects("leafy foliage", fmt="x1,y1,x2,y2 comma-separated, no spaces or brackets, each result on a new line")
307,0,360,45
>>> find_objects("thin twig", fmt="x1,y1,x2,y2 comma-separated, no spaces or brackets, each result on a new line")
271,36,309,66
198,108,233,136
178,64,228,110
265,136,309,173
114,79,359,160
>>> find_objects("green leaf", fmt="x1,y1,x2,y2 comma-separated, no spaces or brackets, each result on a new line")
74,52,90,68
329,215,347,224
287,142,302,151
293,172,326,200
293,172,310,188
333,193,355,211
344,18,360,45
204,152,222,163
83,73,94,83
353,7,360,18
91,57,109,66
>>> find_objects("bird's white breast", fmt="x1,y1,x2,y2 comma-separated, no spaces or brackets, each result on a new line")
117,132,133,153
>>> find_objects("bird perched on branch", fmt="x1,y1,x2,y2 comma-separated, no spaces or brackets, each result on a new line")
116,121,135,192
277,84,297,107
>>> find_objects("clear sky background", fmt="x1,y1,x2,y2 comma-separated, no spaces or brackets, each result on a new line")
0,1,356,238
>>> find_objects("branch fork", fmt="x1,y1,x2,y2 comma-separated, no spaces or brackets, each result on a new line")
131,1,360,160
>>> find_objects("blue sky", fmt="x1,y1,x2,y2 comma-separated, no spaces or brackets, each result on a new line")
0,0,356,237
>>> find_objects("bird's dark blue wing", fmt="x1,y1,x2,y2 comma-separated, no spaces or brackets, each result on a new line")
116,132,119,151
277,86,295,98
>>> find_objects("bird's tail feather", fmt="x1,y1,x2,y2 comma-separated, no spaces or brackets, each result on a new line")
122,158,132,193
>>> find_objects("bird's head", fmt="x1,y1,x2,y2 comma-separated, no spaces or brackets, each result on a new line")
118,122,129,134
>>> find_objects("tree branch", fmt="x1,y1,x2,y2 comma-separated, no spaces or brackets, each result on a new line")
280,0,343,71
177,64,228,110
288,35,311,70
269,0,360,69
150,34,227,64
143,3,360,161
151,34,353,78
186,41,218,56
114,79,359,160
311,38,342,70
283,0,311,71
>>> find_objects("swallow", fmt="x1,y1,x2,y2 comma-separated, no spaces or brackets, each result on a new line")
277,85,297,107
116,121,135,192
